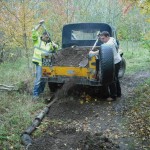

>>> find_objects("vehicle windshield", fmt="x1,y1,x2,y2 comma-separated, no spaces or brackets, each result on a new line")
71,29,100,40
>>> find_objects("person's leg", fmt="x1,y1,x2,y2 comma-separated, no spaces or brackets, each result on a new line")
101,85,110,99
33,65,45,97
116,80,121,97
107,63,119,100
108,82,117,99
39,77,46,94
115,62,121,97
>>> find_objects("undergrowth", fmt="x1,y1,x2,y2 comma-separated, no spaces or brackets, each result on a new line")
120,41,150,74
125,78,150,149
0,58,46,149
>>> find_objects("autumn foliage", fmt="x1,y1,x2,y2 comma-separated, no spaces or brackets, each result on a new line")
0,0,149,63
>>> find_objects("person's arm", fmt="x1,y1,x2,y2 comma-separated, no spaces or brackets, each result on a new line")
32,20,44,43
34,20,44,31
52,41,59,51
88,50,99,58
49,41,59,53
110,37,119,52
32,30,39,43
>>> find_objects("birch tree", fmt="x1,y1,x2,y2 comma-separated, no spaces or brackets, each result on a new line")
0,0,38,64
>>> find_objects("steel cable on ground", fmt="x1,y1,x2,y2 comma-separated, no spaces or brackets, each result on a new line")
21,97,57,150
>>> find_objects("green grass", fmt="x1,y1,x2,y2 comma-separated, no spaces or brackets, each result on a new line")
120,41,150,74
0,58,33,84
0,92,45,149
0,57,46,149
0,42,150,149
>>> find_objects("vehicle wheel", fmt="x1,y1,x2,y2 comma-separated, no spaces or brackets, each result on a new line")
118,57,126,78
48,82,58,92
99,44,114,85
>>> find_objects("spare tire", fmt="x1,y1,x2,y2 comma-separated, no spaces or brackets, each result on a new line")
99,44,114,85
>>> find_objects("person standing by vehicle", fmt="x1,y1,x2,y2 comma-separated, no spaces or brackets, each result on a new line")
89,31,121,100
32,20,58,101
99,31,121,100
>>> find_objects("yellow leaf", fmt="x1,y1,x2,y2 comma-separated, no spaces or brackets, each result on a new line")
80,100,84,104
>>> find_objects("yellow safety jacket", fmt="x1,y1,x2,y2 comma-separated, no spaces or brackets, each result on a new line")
32,30,58,66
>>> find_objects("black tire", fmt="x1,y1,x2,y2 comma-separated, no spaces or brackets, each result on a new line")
99,44,114,85
48,82,58,92
118,57,126,78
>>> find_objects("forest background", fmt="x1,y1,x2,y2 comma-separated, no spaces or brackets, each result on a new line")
0,0,149,66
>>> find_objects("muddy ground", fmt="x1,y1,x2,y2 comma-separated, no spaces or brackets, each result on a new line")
29,70,150,150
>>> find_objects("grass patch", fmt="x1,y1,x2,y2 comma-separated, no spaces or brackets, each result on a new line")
120,41,150,74
0,58,33,84
0,92,45,149
0,57,46,149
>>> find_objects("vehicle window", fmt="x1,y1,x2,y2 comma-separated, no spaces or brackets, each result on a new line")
71,30,100,40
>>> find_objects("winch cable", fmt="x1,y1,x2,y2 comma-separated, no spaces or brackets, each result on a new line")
21,78,76,149
21,96,57,150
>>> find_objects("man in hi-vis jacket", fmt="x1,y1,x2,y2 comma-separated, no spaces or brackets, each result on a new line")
32,20,58,101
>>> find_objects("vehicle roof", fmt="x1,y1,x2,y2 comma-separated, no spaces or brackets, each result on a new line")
63,23,112,33
62,23,115,48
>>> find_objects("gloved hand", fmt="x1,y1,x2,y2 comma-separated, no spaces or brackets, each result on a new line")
52,42,58,50
34,20,44,31
39,19,44,25
88,51,96,58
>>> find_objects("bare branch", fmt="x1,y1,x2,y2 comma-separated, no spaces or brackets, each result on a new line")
1,1,22,23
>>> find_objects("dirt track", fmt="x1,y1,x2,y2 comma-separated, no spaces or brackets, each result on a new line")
29,70,150,150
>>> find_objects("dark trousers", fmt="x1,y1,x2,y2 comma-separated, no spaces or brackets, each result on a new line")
109,62,121,98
